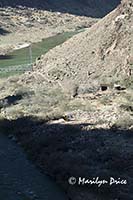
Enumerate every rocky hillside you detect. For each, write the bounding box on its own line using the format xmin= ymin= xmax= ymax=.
xmin=0 ymin=0 xmax=132 ymax=126
xmin=0 ymin=2 xmax=132 ymax=199
xmin=31 ymin=0 xmax=132 ymax=90
xmin=0 ymin=0 xmax=121 ymax=17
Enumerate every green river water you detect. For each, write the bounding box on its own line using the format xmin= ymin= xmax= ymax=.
xmin=0 ymin=31 xmax=81 ymax=78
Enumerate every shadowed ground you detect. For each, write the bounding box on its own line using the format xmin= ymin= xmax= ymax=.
xmin=0 ymin=0 xmax=121 ymax=18
xmin=0 ymin=116 xmax=132 ymax=200
xmin=0 ymin=131 xmax=68 ymax=200
xmin=0 ymin=28 xmax=10 ymax=35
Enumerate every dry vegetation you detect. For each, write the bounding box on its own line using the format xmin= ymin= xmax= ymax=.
xmin=0 ymin=1 xmax=133 ymax=200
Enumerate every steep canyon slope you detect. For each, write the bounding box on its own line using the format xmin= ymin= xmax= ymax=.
xmin=0 ymin=0 xmax=132 ymax=127
xmin=31 ymin=0 xmax=132 ymax=89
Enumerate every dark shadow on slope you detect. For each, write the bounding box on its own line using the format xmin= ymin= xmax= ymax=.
xmin=0 ymin=55 xmax=13 ymax=60
xmin=0 ymin=94 xmax=23 ymax=108
xmin=0 ymin=116 xmax=132 ymax=200
xmin=0 ymin=27 xmax=10 ymax=35
xmin=0 ymin=0 xmax=121 ymax=18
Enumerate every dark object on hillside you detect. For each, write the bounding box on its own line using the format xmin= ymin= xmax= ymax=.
xmin=0 ymin=27 xmax=10 ymax=35
xmin=120 ymin=104 xmax=133 ymax=112
xmin=100 ymin=85 xmax=108 ymax=91
xmin=0 ymin=55 xmax=13 ymax=60
xmin=0 ymin=94 xmax=22 ymax=108
xmin=114 ymin=84 xmax=126 ymax=91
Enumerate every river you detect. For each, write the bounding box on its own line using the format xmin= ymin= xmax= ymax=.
xmin=0 ymin=30 xmax=83 ymax=78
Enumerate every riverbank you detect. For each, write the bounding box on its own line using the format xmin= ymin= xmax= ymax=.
xmin=0 ymin=30 xmax=81 ymax=78
xmin=0 ymin=7 xmax=97 ymax=55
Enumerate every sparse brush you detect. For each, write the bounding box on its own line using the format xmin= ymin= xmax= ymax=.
xmin=112 ymin=114 xmax=133 ymax=130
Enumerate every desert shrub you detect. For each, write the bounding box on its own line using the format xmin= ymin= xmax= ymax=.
xmin=120 ymin=101 xmax=133 ymax=112
xmin=112 ymin=114 xmax=133 ymax=130
xmin=119 ymin=77 xmax=133 ymax=89
xmin=57 ymin=79 xmax=79 ymax=98
xmin=99 ymin=95 xmax=110 ymax=105
xmin=119 ymin=91 xmax=133 ymax=112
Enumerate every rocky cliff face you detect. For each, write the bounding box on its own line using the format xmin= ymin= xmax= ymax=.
xmin=0 ymin=0 xmax=121 ymax=17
